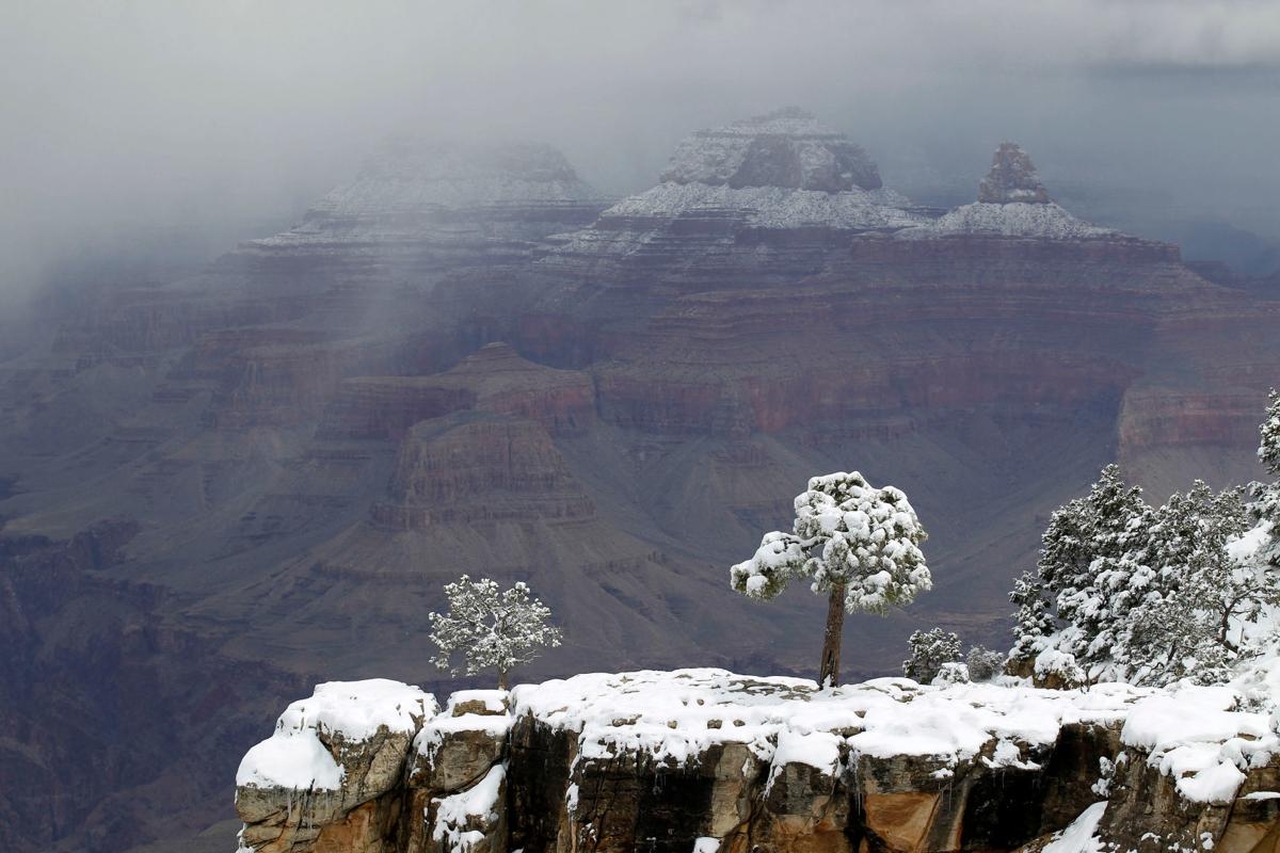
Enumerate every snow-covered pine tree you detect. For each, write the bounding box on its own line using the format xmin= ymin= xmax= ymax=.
xmin=730 ymin=471 xmax=930 ymax=687
xmin=1046 ymin=466 xmax=1149 ymax=666
xmin=429 ymin=575 xmax=563 ymax=689
xmin=1011 ymin=447 xmax=1279 ymax=688
xmin=1010 ymin=465 xmax=1150 ymax=680
xmin=1009 ymin=570 xmax=1054 ymax=663
xmin=1118 ymin=482 xmax=1252 ymax=684
xmin=1249 ymin=391 xmax=1280 ymax=563
xmin=966 ymin=645 xmax=1007 ymax=682
xmin=1250 ymin=388 xmax=1280 ymax=570
xmin=902 ymin=628 xmax=961 ymax=684
xmin=1260 ymin=388 xmax=1280 ymax=476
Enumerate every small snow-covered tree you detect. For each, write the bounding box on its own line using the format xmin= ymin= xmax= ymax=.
xmin=730 ymin=471 xmax=930 ymax=686
xmin=902 ymin=628 xmax=961 ymax=684
xmin=429 ymin=575 xmax=562 ymax=689
xmin=966 ymin=645 xmax=1007 ymax=682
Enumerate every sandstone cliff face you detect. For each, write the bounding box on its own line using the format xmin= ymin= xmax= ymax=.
xmin=235 ymin=671 xmax=1280 ymax=853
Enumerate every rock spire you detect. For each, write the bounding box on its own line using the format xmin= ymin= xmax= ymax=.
xmin=978 ymin=142 xmax=1050 ymax=204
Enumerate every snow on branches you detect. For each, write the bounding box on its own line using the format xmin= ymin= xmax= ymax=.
xmin=730 ymin=471 xmax=931 ymax=613
xmin=903 ymin=628 xmax=961 ymax=684
xmin=730 ymin=471 xmax=930 ymax=685
xmin=1010 ymin=464 xmax=1279 ymax=688
xmin=1261 ymin=388 xmax=1280 ymax=477
xmin=429 ymin=576 xmax=562 ymax=689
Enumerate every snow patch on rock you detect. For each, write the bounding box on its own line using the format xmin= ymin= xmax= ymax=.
xmin=236 ymin=679 xmax=435 ymax=790
xmin=414 ymin=712 xmax=514 ymax=761
xmin=511 ymin=668 xmax=1144 ymax=775
xmin=1121 ymin=687 xmax=1275 ymax=803
xmin=431 ymin=764 xmax=506 ymax=853
xmin=900 ymin=202 xmax=1118 ymax=240
xmin=597 ymin=182 xmax=927 ymax=232
xmin=446 ymin=690 xmax=510 ymax=717
xmin=1043 ymin=801 xmax=1108 ymax=853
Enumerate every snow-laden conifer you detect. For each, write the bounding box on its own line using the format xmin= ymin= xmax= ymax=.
xmin=429 ymin=576 xmax=562 ymax=689
xmin=902 ymin=628 xmax=961 ymax=684
xmin=1011 ymin=459 xmax=1279 ymax=687
xmin=1260 ymin=388 xmax=1280 ymax=476
xmin=966 ymin=645 xmax=1007 ymax=682
xmin=730 ymin=471 xmax=930 ymax=686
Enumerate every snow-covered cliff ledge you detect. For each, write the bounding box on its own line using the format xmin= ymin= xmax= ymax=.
xmin=234 ymin=668 xmax=1280 ymax=853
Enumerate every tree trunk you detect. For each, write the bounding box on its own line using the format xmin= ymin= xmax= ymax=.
xmin=819 ymin=584 xmax=847 ymax=688
xmin=498 ymin=669 xmax=509 ymax=690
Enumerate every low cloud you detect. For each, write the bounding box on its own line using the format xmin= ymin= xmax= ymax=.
xmin=1 ymin=0 xmax=1277 ymax=300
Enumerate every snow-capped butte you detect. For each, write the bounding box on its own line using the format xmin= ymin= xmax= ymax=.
xmin=899 ymin=143 xmax=1122 ymax=240
xmin=246 ymin=138 xmax=607 ymax=250
xmin=311 ymin=138 xmax=606 ymax=215
xmin=599 ymin=181 xmax=926 ymax=231
xmin=546 ymin=108 xmax=933 ymax=247
xmin=552 ymin=117 xmax=1130 ymax=248
xmin=979 ymin=142 xmax=1050 ymax=205
xmin=660 ymin=106 xmax=883 ymax=192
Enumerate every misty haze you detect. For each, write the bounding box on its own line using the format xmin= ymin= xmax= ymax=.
xmin=2 ymin=3 xmax=1280 ymax=853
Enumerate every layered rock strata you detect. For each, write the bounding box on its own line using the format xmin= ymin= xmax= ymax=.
xmin=234 ymin=669 xmax=1280 ymax=853
xmin=534 ymin=109 xmax=934 ymax=296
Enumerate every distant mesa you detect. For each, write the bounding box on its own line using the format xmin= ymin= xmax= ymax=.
xmin=562 ymin=107 xmax=927 ymax=237
xmin=896 ymin=142 xmax=1122 ymax=240
xmin=978 ymin=142 xmax=1051 ymax=205
xmin=317 ymin=137 xmax=606 ymax=213
xmin=244 ymin=137 xmax=608 ymax=256
xmin=659 ymin=106 xmax=883 ymax=193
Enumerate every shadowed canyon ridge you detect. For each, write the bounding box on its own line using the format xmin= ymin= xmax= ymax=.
xmin=2 ymin=109 xmax=1280 ymax=851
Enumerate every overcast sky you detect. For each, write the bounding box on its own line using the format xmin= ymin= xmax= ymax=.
xmin=2 ymin=0 xmax=1279 ymax=300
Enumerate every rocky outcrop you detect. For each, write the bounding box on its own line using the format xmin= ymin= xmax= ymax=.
xmin=235 ymin=680 xmax=437 ymax=853
xmin=978 ymin=143 xmax=1049 ymax=205
xmin=403 ymin=692 xmax=513 ymax=853
xmin=234 ymin=670 xmax=1280 ymax=853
